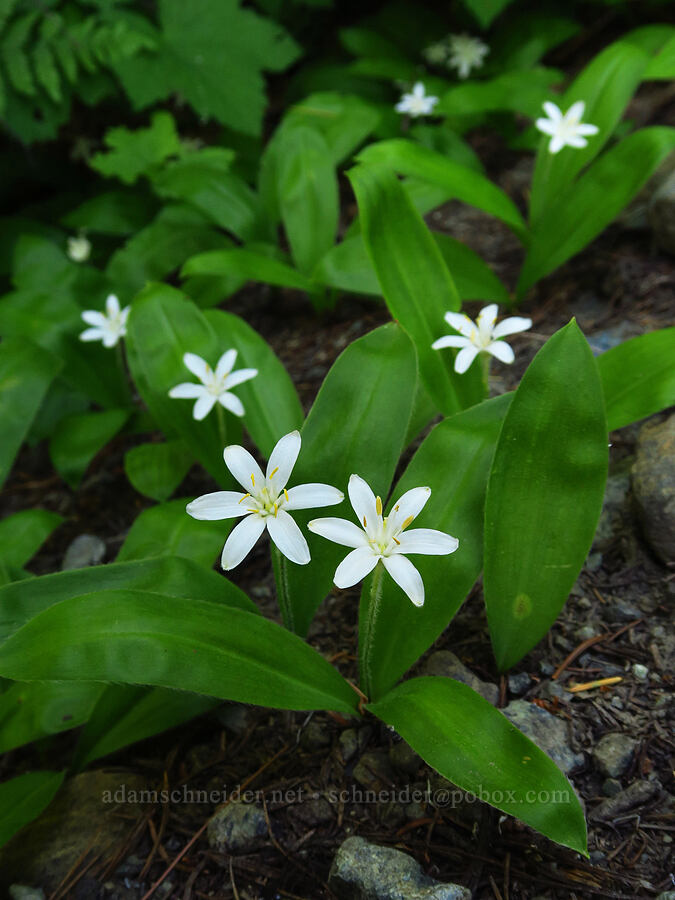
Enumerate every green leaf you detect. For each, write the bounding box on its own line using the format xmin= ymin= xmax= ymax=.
xmin=33 ymin=40 xmax=62 ymax=102
xmin=89 ymin=111 xmax=182 ymax=185
xmin=489 ymin=13 xmax=579 ymax=71
xmin=0 ymin=771 xmax=65 ymax=849
xmin=0 ymin=682 xmax=102 ymax=754
xmin=356 ymin=140 xmax=527 ymax=239
xmin=183 ymin=247 xmax=315 ymax=293
xmin=116 ymin=499 xmax=229 ymax=568
xmin=0 ymin=337 xmax=61 ymax=488
xmin=434 ymin=233 xmax=510 ymax=304
xmin=361 ymin=394 xmax=512 ymax=701
xmin=0 ymin=510 xmax=62 ymax=585
xmin=50 ymin=409 xmax=130 ymax=488
xmin=0 ymin=591 xmax=358 ymax=715
xmin=519 ymin=127 xmax=675 ymax=296
xmin=124 ymin=440 xmax=194 ymax=501
xmin=62 ymin=191 xmax=158 ymax=236
xmin=348 ymin=164 xmax=483 ymax=416
xmin=438 ymin=68 xmax=563 ymax=119
xmin=484 ymin=321 xmax=608 ymax=671
xmin=72 ymin=684 xmax=218 ymax=770
xmin=461 ymin=0 xmax=515 ymax=27
xmin=113 ymin=0 xmax=301 ymax=136
xmin=598 ymin=328 xmax=675 ymax=431
xmin=0 ymin=556 xmax=255 ymax=646
xmin=644 ymin=33 xmax=675 ymax=79
xmin=369 ymin=677 xmax=587 ymax=854
xmin=284 ymin=324 xmax=417 ymax=636
xmin=283 ymin=92 xmax=381 ymax=165
xmin=2 ymin=12 xmax=39 ymax=95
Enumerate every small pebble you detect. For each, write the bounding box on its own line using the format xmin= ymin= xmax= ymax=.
xmin=602 ymin=778 xmax=623 ymax=797
xmin=611 ymin=697 xmax=624 ymax=710
xmin=577 ymin=596 xmax=592 ymax=610
xmin=632 ymin=663 xmax=649 ymax=680
xmin=61 ymin=534 xmax=106 ymax=570
xmin=508 ymin=672 xmax=531 ymax=696
xmin=539 ymin=661 xmax=555 ymax=676
xmin=574 ymin=625 xmax=596 ymax=642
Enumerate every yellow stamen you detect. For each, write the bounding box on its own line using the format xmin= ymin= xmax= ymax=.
xmin=394 ymin=504 xmax=400 ymax=511
xmin=375 ymin=496 xmax=382 ymax=516
xmin=273 ymin=503 xmax=278 ymax=517
xmin=238 ymin=493 xmax=251 ymax=504
xmin=393 ymin=536 xmax=400 ymax=545
xmin=284 ymin=488 xmax=289 ymax=503
xmin=250 ymin=473 xmax=255 ymax=487
xmin=363 ymin=515 xmax=367 ymax=528
xmin=246 ymin=507 xmax=258 ymax=514
xmin=401 ymin=515 xmax=414 ymax=530
xmin=270 ymin=466 xmax=279 ymax=477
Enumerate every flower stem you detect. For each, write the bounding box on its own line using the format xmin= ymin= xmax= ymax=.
xmin=215 ymin=403 xmax=227 ymax=449
xmin=358 ymin=560 xmax=384 ymax=701
xmin=480 ymin=351 xmax=491 ymax=397
xmin=271 ymin=543 xmax=295 ymax=633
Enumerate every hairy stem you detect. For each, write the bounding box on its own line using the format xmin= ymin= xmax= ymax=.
xmin=359 ymin=561 xmax=384 ymax=700
xmin=271 ymin=543 xmax=295 ymax=633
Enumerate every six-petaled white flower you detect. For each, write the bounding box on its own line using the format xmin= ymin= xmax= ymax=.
xmin=308 ymin=474 xmax=458 ymax=607
xmin=67 ymin=234 xmax=91 ymax=263
xmin=169 ymin=351 xmax=258 ymax=421
xmin=448 ymin=34 xmax=489 ymax=79
xmin=432 ymin=303 xmax=532 ymax=374
xmin=79 ymin=294 xmax=130 ymax=348
xmin=187 ymin=431 xmax=344 ymax=570
xmin=395 ymin=82 xmax=439 ymax=118
xmin=535 ymin=100 xmax=599 ymax=154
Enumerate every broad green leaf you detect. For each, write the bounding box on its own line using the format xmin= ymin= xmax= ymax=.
xmin=205 ymin=309 xmax=303 ymax=457
xmin=348 ymin=164 xmax=483 ymax=416
xmin=438 ymin=68 xmax=563 ymax=119
xmin=409 ymin=123 xmax=484 ymax=174
xmin=278 ymin=126 xmax=339 ymax=275
xmin=72 ymin=685 xmax=218 ymax=770
xmin=183 ymin=248 xmax=315 ymax=292
xmin=0 ymin=337 xmax=61 ymax=488
xmin=369 ymin=677 xmax=587 ymax=854
xmin=62 ymin=190 xmax=158 ymax=236
xmin=0 ymin=556 xmax=256 ymax=645
xmin=49 ymin=409 xmax=130 ymax=488
xmin=644 ymin=33 xmax=675 ymax=79
xmin=519 ymin=127 xmax=675 ymax=297
xmin=113 ymin=0 xmax=301 ymax=136
xmin=89 ymin=112 xmax=182 ymax=184
xmin=434 ymin=233 xmax=510 ymax=304
xmin=461 ymin=0 xmax=515 ymax=27
xmin=283 ymin=92 xmax=381 ymax=164
xmin=0 ymin=510 xmax=62 ymax=585
xmin=0 ymin=591 xmax=358 ymax=715
xmin=489 ymin=13 xmax=579 ymax=71
xmin=0 ymin=682 xmax=102 ymax=753
xmin=284 ymin=324 xmax=417 ymax=636
xmin=0 ymin=771 xmax=65 ymax=849
xmin=484 ymin=322 xmax=608 ymax=671
xmin=360 ymin=394 xmax=512 ymax=701
xmin=124 ymin=440 xmax=194 ymax=501
xmin=356 ymin=140 xmax=527 ymax=239
xmin=117 ymin=499 xmax=228 ymax=568
xmin=598 ymin=328 xmax=675 ymax=431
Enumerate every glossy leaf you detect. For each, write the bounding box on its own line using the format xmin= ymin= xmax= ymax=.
xmin=519 ymin=127 xmax=675 ymax=296
xmin=644 ymin=33 xmax=675 ymax=79
xmin=89 ymin=111 xmax=182 ymax=184
xmin=462 ymin=0 xmax=514 ymax=27
xmin=124 ymin=440 xmax=194 ymax=501
xmin=183 ymin=247 xmax=315 ymax=292
xmin=0 ymin=556 xmax=256 ymax=645
xmin=285 ymin=324 xmax=417 ymax=636
xmin=357 ymin=140 xmax=527 ymax=239
xmin=0 ymin=591 xmax=358 ymax=715
xmin=0 ymin=337 xmax=61 ymax=488
xmin=283 ymin=92 xmax=381 ymax=165
xmin=50 ymin=409 xmax=130 ymax=488
xmin=598 ymin=328 xmax=675 ymax=431
xmin=348 ymin=164 xmax=484 ymax=416
xmin=369 ymin=677 xmax=587 ymax=854
xmin=61 ymin=190 xmax=158 ymax=236
xmin=438 ymin=68 xmax=563 ymax=118
xmin=0 ymin=771 xmax=65 ymax=849
xmin=484 ymin=321 xmax=608 ymax=671
xmin=360 ymin=395 xmax=512 ymax=700
xmin=0 ymin=682 xmax=102 ymax=753
xmin=0 ymin=509 xmax=62 ymax=585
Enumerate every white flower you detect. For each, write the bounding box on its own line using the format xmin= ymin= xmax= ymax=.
xmin=448 ymin=34 xmax=489 ymax=79
xmin=168 ymin=351 xmax=258 ymax=421
xmin=395 ymin=82 xmax=439 ymax=118
xmin=423 ymin=41 xmax=449 ymax=66
xmin=67 ymin=234 xmax=91 ymax=262
xmin=432 ymin=303 xmax=532 ymax=374
xmin=308 ymin=475 xmax=458 ymax=607
xmin=535 ymin=101 xmax=599 ymax=154
xmin=79 ymin=294 xmax=130 ymax=348
xmin=187 ymin=431 xmax=343 ymax=570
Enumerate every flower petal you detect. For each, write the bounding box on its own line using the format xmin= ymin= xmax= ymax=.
xmin=454 ymin=344 xmax=479 ymax=374
xmin=168 ymin=382 xmax=207 ymax=399
xmin=388 ymin=486 xmax=431 ymax=530
xmin=81 ymin=310 xmax=107 ymax=327
xmin=183 ymin=352 xmax=210 ymax=383
xmin=431 ymin=335 xmax=471 ymax=350
xmin=186 ymin=491 xmax=250 ymax=520
xmin=284 ymin=483 xmax=344 ymax=511
xmin=382 ymin=554 xmax=425 ymax=607
xmin=105 ymin=294 xmax=120 ymax=317
xmin=566 ymin=100 xmax=585 ymax=121
xmin=224 ymin=368 xmax=258 ymax=389
xmin=548 ymin=134 xmax=565 ymax=154
xmin=102 ymin=329 xmax=120 ymax=348
xmin=396 ymin=528 xmax=459 ymax=555
xmin=218 ymin=392 xmax=245 ymax=417
xmin=492 ymin=316 xmax=532 ymax=339
xmin=535 ymin=118 xmax=556 ymax=136
xmin=477 ymin=303 xmax=498 ymax=332
xmin=577 ymin=123 xmax=599 ymax=136
xmin=307 ymin=517 xmax=368 ymax=548
xmin=566 ymin=135 xmax=588 ymax=149
xmin=443 ymin=311 xmax=475 ymax=338
xmin=348 ymin=474 xmax=379 ymax=535
xmin=542 ymin=101 xmax=562 ymax=121
xmin=221 ymin=514 xmax=266 ymax=570
xmin=412 ymin=82 xmax=425 ymax=97
xmin=215 ymin=348 xmax=237 ymax=380
xmin=267 ymin=510 xmax=310 ymax=565
xmin=487 ymin=340 xmax=515 ymax=364
xmin=193 ymin=393 xmax=217 ymax=421
xmin=79 ymin=327 xmax=105 ymax=343
xmin=266 ymin=430 xmax=301 ymax=490
xmin=334 ymin=546 xmax=378 ymax=588
xmin=224 ymin=444 xmax=265 ymax=492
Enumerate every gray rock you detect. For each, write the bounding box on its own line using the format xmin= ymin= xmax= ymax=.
xmin=502 ymin=700 xmax=584 ymax=774
xmin=9 ymin=888 xmax=46 ymax=900
xmin=649 ymin=168 xmax=675 ymax=254
xmin=656 ymin=893 xmax=675 ymax=900
xmin=632 ymin=415 xmax=675 ymax=564
xmin=592 ymin=733 xmax=638 ymax=778
xmin=574 ymin=625 xmax=597 ymax=642
xmin=300 ymin=719 xmax=332 ymax=751
xmin=61 ymin=534 xmax=106 ymax=570
xmin=329 ymin=836 xmax=472 ymax=900
xmin=353 ymin=751 xmax=395 ymax=793
xmin=588 ymin=322 xmax=634 ymax=356
xmin=589 ymin=778 xmax=661 ymax=822
xmin=339 ymin=726 xmax=372 ymax=764
xmin=592 ymin=469 xmax=634 ymax=551
xmin=602 ymin=778 xmax=623 ymax=797
xmin=389 ymin=740 xmax=421 ymax=776
xmin=207 ymin=801 xmax=267 ymax=853
xmin=508 ymin=672 xmax=531 ymax=696
xmin=608 ymin=597 xmax=642 ymax=623
xmin=420 ymin=651 xmax=498 ymax=705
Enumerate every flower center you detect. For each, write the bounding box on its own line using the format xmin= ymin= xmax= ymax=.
xmin=242 ymin=473 xmax=289 ymax=519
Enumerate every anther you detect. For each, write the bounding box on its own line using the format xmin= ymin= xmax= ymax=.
xmin=375 ymin=496 xmax=382 ymax=516
xmin=393 ymin=536 xmax=400 ymax=545
xmin=284 ymin=488 xmax=289 ymax=503
xmin=270 ymin=466 xmax=279 ymax=477
xmin=250 ymin=473 xmax=255 ymax=487
xmin=238 ymin=493 xmax=251 ymax=504
xmin=363 ymin=515 xmax=367 ymax=528
xmin=401 ymin=515 xmax=414 ymax=530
